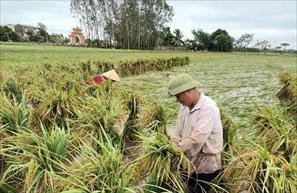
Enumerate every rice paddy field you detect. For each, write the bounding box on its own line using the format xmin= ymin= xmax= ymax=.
xmin=0 ymin=42 xmax=297 ymax=193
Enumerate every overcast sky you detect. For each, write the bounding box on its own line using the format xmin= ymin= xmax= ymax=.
xmin=1 ymin=0 xmax=296 ymax=49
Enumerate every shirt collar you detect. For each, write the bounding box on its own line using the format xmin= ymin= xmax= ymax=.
xmin=189 ymin=92 xmax=206 ymax=113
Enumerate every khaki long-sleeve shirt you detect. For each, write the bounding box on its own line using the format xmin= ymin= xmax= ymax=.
xmin=172 ymin=92 xmax=223 ymax=174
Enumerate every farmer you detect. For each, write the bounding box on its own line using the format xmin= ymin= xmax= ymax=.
xmin=86 ymin=69 xmax=120 ymax=85
xmin=167 ymin=74 xmax=223 ymax=193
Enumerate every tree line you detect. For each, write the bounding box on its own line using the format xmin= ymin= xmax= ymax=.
xmin=153 ymin=27 xmax=292 ymax=53
xmin=0 ymin=23 xmax=69 ymax=44
xmin=70 ymin=0 xmax=293 ymax=52
xmin=0 ymin=23 xmax=292 ymax=53
xmin=0 ymin=0 xmax=293 ymax=52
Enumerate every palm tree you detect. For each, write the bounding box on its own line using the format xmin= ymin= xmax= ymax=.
xmin=159 ymin=27 xmax=174 ymax=46
xmin=280 ymin=42 xmax=290 ymax=52
xmin=172 ymin=29 xmax=184 ymax=47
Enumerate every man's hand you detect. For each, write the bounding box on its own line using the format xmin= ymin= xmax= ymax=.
xmin=176 ymin=141 xmax=193 ymax=161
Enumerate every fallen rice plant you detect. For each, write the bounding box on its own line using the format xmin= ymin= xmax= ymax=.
xmin=223 ymin=142 xmax=297 ymax=193
xmin=223 ymin=72 xmax=297 ymax=193
xmin=34 ymin=86 xmax=78 ymax=128
xmin=276 ymin=72 xmax=297 ymax=116
xmin=1 ymin=50 xmax=296 ymax=193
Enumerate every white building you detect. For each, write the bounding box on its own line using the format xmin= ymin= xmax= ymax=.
xmin=7 ymin=24 xmax=39 ymax=40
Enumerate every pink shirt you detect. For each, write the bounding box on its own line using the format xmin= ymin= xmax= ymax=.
xmin=86 ymin=75 xmax=105 ymax=85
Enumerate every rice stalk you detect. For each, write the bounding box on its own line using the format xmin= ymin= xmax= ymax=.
xmin=223 ymin=140 xmax=297 ymax=193
xmin=1 ymin=123 xmax=71 ymax=193
xmin=253 ymin=105 xmax=296 ymax=157
xmin=136 ymin=132 xmax=191 ymax=193
xmin=71 ymin=91 xmax=128 ymax=146
xmin=60 ymin=131 xmax=134 ymax=192
xmin=2 ymin=79 xmax=24 ymax=104
xmin=139 ymin=102 xmax=167 ymax=134
xmin=34 ymin=86 xmax=78 ymax=128
xmin=122 ymin=92 xmax=144 ymax=141
xmin=0 ymin=93 xmax=31 ymax=134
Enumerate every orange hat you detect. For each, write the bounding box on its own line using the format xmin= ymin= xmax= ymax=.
xmin=101 ymin=69 xmax=120 ymax=82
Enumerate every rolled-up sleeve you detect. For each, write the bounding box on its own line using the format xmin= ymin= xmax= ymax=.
xmin=178 ymin=107 xmax=214 ymax=157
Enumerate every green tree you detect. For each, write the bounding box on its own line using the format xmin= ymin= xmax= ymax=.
xmin=275 ymin=46 xmax=282 ymax=52
xmin=26 ymin=31 xmax=40 ymax=42
xmin=113 ymin=0 xmax=173 ymax=49
xmin=191 ymin=29 xmax=210 ymax=50
xmin=38 ymin=22 xmax=49 ymax=43
xmin=158 ymin=26 xmax=174 ymax=46
xmin=171 ymin=28 xmax=184 ymax=46
xmin=0 ymin=26 xmax=20 ymax=42
xmin=49 ymin=33 xmax=64 ymax=43
xmin=209 ymin=29 xmax=233 ymax=52
xmin=71 ymin=0 xmax=173 ymax=49
xmin=92 ymin=39 xmax=100 ymax=47
xmin=280 ymin=42 xmax=290 ymax=52
xmin=63 ymin=37 xmax=70 ymax=43
xmin=184 ymin=39 xmax=196 ymax=50
xmin=254 ymin=39 xmax=270 ymax=53
xmin=235 ymin=33 xmax=254 ymax=52
xmin=85 ymin=38 xmax=93 ymax=47
xmin=215 ymin=34 xmax=232 ymax=51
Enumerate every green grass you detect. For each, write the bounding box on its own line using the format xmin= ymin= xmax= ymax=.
xmin=1 ymin=42 xmax=296 ymax=129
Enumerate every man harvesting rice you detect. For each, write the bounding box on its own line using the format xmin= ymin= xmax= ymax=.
xmin=167 ymin=74 xmax=223 ymax=193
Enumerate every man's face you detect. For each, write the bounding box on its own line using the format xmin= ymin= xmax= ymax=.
xmin=175 ymin=90 xmax=192 ymax=107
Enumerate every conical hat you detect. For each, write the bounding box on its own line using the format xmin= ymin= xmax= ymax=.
xmin=101 ymin=69 xmax=120 ymax=82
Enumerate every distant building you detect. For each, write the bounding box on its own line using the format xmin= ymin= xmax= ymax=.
xmin=69 ymin=27 xmax=85 ymax=45
xmin=7 ymin=24 xmax=39 ymax=40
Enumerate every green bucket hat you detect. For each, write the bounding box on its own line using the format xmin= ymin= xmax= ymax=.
xmin=168 ymin=74 xmax=200 ymax=96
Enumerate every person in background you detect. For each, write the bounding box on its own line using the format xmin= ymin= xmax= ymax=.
xmin=86 ymin=69 xmax=120 ymax=85
xmin=167 ymin=74 xmax=223 ymax=193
